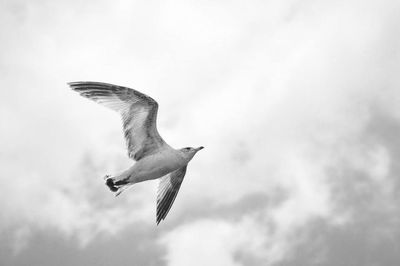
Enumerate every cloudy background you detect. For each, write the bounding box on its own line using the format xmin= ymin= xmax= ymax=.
xmin=1 ymin=0 xmax=400 ymax=265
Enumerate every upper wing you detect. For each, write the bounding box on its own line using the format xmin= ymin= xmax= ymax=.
xmin=69 ymin=81 xmax=169 ymax=161
xmin=156 ymin=166 xmax=187 ymax=225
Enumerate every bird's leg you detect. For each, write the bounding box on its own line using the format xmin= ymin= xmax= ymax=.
xmin=114 ymin=178 xmax=129 ymax=186
xmin=113 ymin=177 xmax=133 ymax=196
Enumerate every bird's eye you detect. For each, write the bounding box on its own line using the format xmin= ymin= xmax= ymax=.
xmin=184 ymin=147 xmax=190 ymax=151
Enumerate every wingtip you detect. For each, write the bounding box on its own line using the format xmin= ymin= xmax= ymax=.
xmin=67 ymin=81 xmax=98 ymax=92
xmin=156 ymin=215 xmax=165 ymax=225
xmin=67 ymin=81 xmax=80 ymax=86
xmin=67 ymin=81 xmax=91 ymax=87
xmin=67 ymin=81 xmax=81 ymax=90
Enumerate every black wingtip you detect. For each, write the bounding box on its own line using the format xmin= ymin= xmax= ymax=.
xmin=156 ymin=213 xmax=162 ymax=225
xmin=67 ymin=81 xmax=81 ymax=86
xmin=68 ymin=81 xmax=116 ymax=87
xmin=67 ymin=81 xmax=82 ymax=90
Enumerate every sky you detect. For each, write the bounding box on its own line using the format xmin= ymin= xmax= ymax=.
xmin=1 ymin=0 xmax=400 ymax=265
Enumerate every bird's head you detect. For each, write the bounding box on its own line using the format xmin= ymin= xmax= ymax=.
xmin=179 ymin=146 xmax=204 ymax=161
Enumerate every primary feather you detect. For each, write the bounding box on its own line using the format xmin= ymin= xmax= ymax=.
xmin=69 ymin=81 xmax=169 ymax=161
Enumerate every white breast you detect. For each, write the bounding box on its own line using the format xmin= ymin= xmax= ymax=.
xmin=130 ymin=150 xmax=186 ymax=183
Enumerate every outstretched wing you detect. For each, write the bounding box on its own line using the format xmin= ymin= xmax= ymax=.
xmin=69 ymin=81 xmax=170 ymax=161
xmin=156 ymin=166 xmax=187 ymax=225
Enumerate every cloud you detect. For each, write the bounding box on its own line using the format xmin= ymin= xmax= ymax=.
xmin=1 ymin=0 xmax=400 ymax=265
xmin=160 ymin=218 xmax=267 ymax=266
xmin=157 ymin=0 xmax=400 ymax=265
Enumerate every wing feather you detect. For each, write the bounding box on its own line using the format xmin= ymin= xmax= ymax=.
xmin=69 ymin=81 xmax=170 ymax=160
xmin=156 ymin=166 xmax=187 ymax=225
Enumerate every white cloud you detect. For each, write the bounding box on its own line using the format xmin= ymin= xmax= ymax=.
xmin=157 ymin=0 xmax=400 ymax=265
xmin=0 ymin=0 xmax=400 ymax=265
xmin=160 ymin=218 xmax=267 ymax=266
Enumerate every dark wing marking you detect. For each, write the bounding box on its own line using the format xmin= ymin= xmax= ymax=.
xmin=156 ymin=166 xmax=187 ymax=225
xmin=69 ymin=81 xmax=170 ymax=160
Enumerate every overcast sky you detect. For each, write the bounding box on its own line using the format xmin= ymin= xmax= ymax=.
xmin=1 ymin=0 xmax=400 ymax=265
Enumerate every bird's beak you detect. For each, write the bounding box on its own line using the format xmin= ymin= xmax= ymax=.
xmin=196 ymin=146 xmax=204 ymax=151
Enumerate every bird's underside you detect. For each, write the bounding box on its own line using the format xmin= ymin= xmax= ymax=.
xmin=69 ymin=81 xmax=190 ymax=224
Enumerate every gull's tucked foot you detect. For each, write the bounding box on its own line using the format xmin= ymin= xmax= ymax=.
xmin=105 ymin=176 xmax=118 ymax=192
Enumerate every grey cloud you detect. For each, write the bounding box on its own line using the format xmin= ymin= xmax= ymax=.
xmin=267 ymin=108 xmax=400 ymax=266
xmin=1 ymin=0 xmax=400 ymax=265
xmin=276 ymin=216 xmax=400 ymax=266
xmin=0 ymin=225 xmax=165 ymax=266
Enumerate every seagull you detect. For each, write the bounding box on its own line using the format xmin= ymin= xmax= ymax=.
xmin=68 ymin=81 xmax=204 ymax=224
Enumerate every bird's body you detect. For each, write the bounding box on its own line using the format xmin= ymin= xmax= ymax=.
xmin=113 ymin=147 xmax=190 ymax=184
xmin=69 ymin=81 xmax=203 ymax=224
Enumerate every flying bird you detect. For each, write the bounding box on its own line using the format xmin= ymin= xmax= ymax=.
xmin=68 ymin=81 xmax=204 ymax=224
